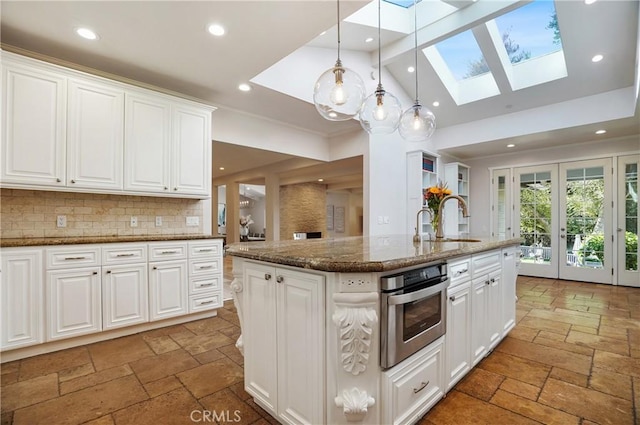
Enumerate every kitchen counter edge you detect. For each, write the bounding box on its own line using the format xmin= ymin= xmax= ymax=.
xmin=1 ymin=234 xmax=223 ymax=248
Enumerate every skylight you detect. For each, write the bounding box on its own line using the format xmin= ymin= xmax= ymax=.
xmin=383 ymin=0 xmax=416 ymax=9
xmin=494 ymin=0 xmax=562 ymax=63
xmin=433 ymin=30 xmax=488 ymax=81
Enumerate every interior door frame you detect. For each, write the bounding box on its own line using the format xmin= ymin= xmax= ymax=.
xmin=558 ymin=158 xmax=613 ymax=284
xmin=491 ymin=168 xmax=513 ymax=239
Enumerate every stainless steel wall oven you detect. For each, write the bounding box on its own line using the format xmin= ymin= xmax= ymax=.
xmin=380 ymin=262 xmax=449 ymax=369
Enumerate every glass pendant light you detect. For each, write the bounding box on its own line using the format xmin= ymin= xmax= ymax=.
xmin=359 ymin=0 xmax=402 ymax=134
xmin=313 ymin=0 xmax=366 ymax=121
xmin=399 ymin=0 xmax=436 ymax=142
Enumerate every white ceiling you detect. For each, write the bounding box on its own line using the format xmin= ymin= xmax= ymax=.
xmin=1 ymin=0 xmax=638 ymax=191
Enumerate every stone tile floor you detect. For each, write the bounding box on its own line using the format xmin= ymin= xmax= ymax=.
xmin=1 ymin=275 xmax=639 ymax=425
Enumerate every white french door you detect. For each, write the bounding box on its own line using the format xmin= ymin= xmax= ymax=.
xmin=558 ymin=159 xmax=613 ymax=284
xmin=512 ymin=159 xmax=614 ymax=284
xmin=618 ymin=155 xmax=639 ymax=287
xmin=491 ymin=169 xmax=514 ymax=239
xmin=514 ymin=165 xmax=559 ymax=278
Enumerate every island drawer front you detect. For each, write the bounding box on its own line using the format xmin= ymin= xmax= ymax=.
xmin=189 ymin=292 xmax=222 ymax=313
xmin=448 ymin=257 xmax=471 ymax=287
xmin=190 ymin=259 xmax=221 ymax=276
xmin=189 ymin=240 xmax=223 ymax=258
xmin=46 ymin=246 xmax=101 ymax=269
xmin=189 ymin=275 xmax=222 ymax=295
xmin=148 ymin=242 xmax=188 ymax=261
xmin=472 ymin=250 xmax=501 ymax=276
xmin=102 ymin=244 xmax=147 ymax=265
xmin=383 ymin=339 xmax=444 ymax=425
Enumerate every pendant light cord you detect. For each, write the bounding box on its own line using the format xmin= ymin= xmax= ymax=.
xmin=336 ymin=0 xmax=341 ymax=63
xmin=413 ymin=0 xmax=419 ymax=104
xmin=377 ymin=0 xmax=382 ymax=85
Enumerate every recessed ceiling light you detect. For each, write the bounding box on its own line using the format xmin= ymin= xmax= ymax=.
xmin=76 ymin=27 xmax=98 ymax=40
xmin=407 ymin=66 xmax=415 ymax=73
xmin=365 ymin=37 xmax=374 ymax=43
xmin=595 ymin=129 xmax=607 ymax=134
xmin=219 ymin=167 xmax=225 ymax=170
xmin=584 ymin=0 xmax=597 ymax=4
xmin=238 ymin=83 xmax=251 ymax=92
xmin=318 ymin=178 xmax=324 ymax=182
xmin=207 ymin=24 xmax=225 ymax=36
xmin=320 ymin=31 xmax=327 ymax=36
xmin=591 ymin=54 xmax=603 ymax=63
xmin=507 ymin=144 xmax=515 ymax=148
xmin=432 ymin=101 xmax=440 ymax=107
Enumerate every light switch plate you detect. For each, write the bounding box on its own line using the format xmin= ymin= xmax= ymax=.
xmin=130 ymin=216 xmax=138 ymax=227
xmin=155 ymin=216 xmax=162 ymax=227
xmin=186 ymin=216 xmax=199 ymax=226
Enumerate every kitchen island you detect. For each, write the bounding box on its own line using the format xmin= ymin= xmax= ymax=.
xmin=225 ymin=235 xmax=521 ymax=425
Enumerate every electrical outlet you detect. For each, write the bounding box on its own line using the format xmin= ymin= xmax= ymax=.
xmin=56 ymin=215 xmax=67 ymax=228
xmin=155 ymin=216 xmax=162 ymax=227
xmin=186 ymin=216 xmax=199 ymax=227
xmin=130 ymin=216 xmax=138 ymax=227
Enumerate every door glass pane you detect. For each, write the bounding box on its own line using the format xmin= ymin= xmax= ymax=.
xmin=565 ymin=166 xmax=605 ymax=269
xmin=624 ymin=163 xmax=638 ymax=271
xmin=520 ymin=172 xmax=551 ymax=265
xmin=497 ymin=176 xmax=506 ymax=238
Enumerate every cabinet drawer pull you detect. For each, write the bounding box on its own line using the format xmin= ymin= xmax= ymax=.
xmin=196 ymin=248 xmax=213 ymax=252
xmin=265 ymin=273 xmax=272 ymax=280
xmin=276 ymin=276 xmax=284 ymax=283
xmin=449 ymin=295 xmax=456 ymax=302
xmin=454 ymin=268 xmax=468 ymax=276
xmin=92 ymin=271 xmax=98 ymax=275
xmin=160 ymin=250 xmax=179 ymax=254
xmin=490 ymin=278 xmax=495 ymax=283
xmin=198 ymin=265 xmax=213 ymax=270
xmin=485 ymin=280 xmax=491 ymax=285
xmin=106 ymin=270 xmax=111 ymax=274
xmin=197 ymin=283 xmax=213 ymax=287
xmin=70 ymin=179 xmax=76 ymax=184
xmin=64 ymin=256 xmax=87 ymax=260
xmin=56 ymin=178 xmax=61 ymax=182
xmin=153 ymin=266 xmax=158 ymax=270
xmin=164 ymin=186 xmax=168 ymax=190
xmin=116 ymin=253 xmax=135 ymax=257
xmin=413 ymin=381 xmax=429 ymax=394
xmin=198 ymin=300 xmax=214 ymax=305
xmin=173 ymin=187 xmax=178 ymax=191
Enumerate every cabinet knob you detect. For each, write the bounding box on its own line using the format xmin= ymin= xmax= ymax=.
xmin=449 ymin=295 xmax=456 ymax=302
xmin=264 ymin=273 xmax=272 ymax=280
xmin=92 ymin=271 xmax=98 ymax=275
xmin=490 ymin=278 xmax=495 ymax=283
xmin=153 ymin=266 xmax=158 ymax=270
xmin=71 ymin=179 xmax=76 ymax=184
xmin=106 ymin=270 xmax=111 ymax=274
xmin=173 ymin=187 xmax=178 ymax=191
xmin=56 ymin=178 xmax=61 ymax=183
xmin=164 ymin=187 xmax=168 ymax=190
xmin=485 ymin=280 xmax=490 ymax=285
xmin=276 ymin=276 xmax=284 ymax=283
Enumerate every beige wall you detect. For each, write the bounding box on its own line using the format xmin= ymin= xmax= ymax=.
xmin=0 ymin=189 xmax=204 ymax=239
xmin=279 ymin=183 xmax=326 ymax=240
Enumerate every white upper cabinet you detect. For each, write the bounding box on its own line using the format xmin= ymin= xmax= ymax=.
xmin=67 ymin=78 xmax=124 ymax=190
xmin=124 ymin=92 xmax=172 ymax=193
xmin=1 ymin=51 xmax=214 ymax=198
xmin=171 ymin=102 xmax=211 ymax=196
xmin=1 ymin=61 xmax=66 ymax=186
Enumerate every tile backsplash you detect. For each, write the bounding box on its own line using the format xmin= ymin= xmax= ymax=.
xmin=0 ymin=189 xmax=204 ymax=239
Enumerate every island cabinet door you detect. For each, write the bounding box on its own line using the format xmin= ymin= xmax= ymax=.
xmin=243 ymin=263 xmax=278 ymax=415
xmin=445 ymin=281 xmax=471 ymax=390
xmin=275 ymin=268 xmax=324 ymax=425
xmin=470 ymin=275 xmax=488 ymax=366
xmin=501 ymin=247 xmax=518 ymax=335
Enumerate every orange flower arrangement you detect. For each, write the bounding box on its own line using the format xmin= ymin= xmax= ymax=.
xmin=423 ymin=181 xmax=452 ymax=229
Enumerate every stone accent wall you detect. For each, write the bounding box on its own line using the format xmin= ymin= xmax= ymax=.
xmin=279 ymin=183 xmax=326 ymax=240
xmin=0 ymin=189 xmax=204 ymax=239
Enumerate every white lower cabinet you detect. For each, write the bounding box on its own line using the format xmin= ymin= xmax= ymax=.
xmin=0 ymin=248 xmax=44 ymax=350
xmin=243 ymin=262 xmax=325 ymax=425
xmin=102 ymin=263 xmax=148 ymax=329
xmin=501 ymin=246 xmax=518 ymax=334
xmin=382 ymin=338 xmax=445 ymax=425
xmin=47 ymin=266 xmax=102 ymax=340
xmin=149 ymin=260 xmax=188 ymax=321
xmin=445 ymin=280 xmax=471 ymax=390
xmin=188 ymin=240 xmax=223 ymax=313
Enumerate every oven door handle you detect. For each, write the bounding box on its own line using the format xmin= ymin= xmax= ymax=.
xmin=387 ymin=279 xmax=448 ymax=306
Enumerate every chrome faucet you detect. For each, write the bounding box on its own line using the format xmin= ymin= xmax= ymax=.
xmin=436 ymin=195 xmax=470 ymax=239
xmin=413 ymin=207 xmax=433 ymax=243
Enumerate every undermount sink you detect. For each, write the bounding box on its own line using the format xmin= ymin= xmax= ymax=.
xmin=436 ymin=238 xmax=482 ymax=243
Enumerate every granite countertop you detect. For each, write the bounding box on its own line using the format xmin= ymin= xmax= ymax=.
xmin=1 ymin=234 xmax=223 ymax=248
xmin=225 ymin=235 xmax=522 ymax=273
